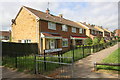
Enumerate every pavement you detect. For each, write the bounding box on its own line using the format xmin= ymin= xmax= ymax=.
xmin=57 ymin=42 xmax=120 ymax=78
xmin=1 ymin=66 xmax=46 ymax=79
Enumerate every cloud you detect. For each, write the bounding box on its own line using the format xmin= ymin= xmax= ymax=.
xmin=60 ymin=2 xmax=118 ymax=31
xmin=0 ymin=1 xmax=118 ymax=31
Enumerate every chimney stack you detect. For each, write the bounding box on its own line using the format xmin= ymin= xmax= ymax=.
xmin=106 ymin=28 xmax=108 ymax=30
xmin=58 ymin=14 xmax=63 ymax=18
xmin=83 ymin=22 xmax=86 ymax=24
xmin=46 ymin=8 xmax=50 ymax=14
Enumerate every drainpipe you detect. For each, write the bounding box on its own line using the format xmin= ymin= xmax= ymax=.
xmin=39 ymin=20 xmax=42 ymax=54
xmin=36 ymin=18 xmax=41 ymax=54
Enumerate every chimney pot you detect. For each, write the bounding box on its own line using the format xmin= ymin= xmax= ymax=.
xmin=46 ymin=8 xmax=50 ymax=14
xmin=59 ymin=14 xmax=63 ymax=18
xmin=83 ymin=22 xmax=86 ymax=24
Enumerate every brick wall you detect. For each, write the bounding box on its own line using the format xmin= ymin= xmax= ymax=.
xmin=12 ymin=7 xmax=39 ymax=43
xmin=40 ymin=20 xmax=87 ymax=50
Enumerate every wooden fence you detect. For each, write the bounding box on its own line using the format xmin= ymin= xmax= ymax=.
xmin=2 ymin=42 xmax=38 ymax=73
xmin=94 ymin=62 xmax=120 ymax=71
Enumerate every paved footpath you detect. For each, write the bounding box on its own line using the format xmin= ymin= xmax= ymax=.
xmin=1 ymin=66 xmax=45 ymax=79
xmin=61 ymin=42 xmax=120 ymax=78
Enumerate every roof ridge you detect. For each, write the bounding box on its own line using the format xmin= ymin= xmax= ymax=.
xmin=22 ymin=6 xmax=84 ymax=29
xmin=23 ymin=6 xmax=47 ymax=14
xmin=24 ymin=6 xmax=78 ymax=23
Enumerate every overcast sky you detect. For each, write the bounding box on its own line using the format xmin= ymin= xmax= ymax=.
xmin=0 ymin=0 xmax=119 ymax=31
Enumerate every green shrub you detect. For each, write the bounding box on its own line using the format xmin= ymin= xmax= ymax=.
xmin=100 ymin=37 xmax=105 ymax=44
xmin=93 ymin=37 xmax=100 ymax=45
xmin=84 ymin=38 xmax=92 ymax=45
xmin=118 ymin=37 xmax=120 ymax=42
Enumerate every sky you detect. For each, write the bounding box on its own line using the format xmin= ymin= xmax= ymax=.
xmin=0 ymin=0 xmax=119 ymax=31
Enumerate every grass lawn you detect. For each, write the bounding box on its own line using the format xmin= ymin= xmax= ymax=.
xmin=97 ymin=48 xmax=120 ymax=71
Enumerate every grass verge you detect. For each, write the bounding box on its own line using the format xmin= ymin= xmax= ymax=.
xmin=97 ymin=48 xmax=120 ymax=71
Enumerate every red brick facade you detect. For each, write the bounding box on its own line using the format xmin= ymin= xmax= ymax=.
xmin=40 ymin=20 xmax=87 ymax=51
xmin=115 ymin=29 xmax=120 ymax=37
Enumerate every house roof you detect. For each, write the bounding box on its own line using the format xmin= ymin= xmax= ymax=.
xmin=42 ymin=32 xmax=62 ymax=37
xmin=94 ymin=26 xmax=104 ymax=32
xmin=0 ymin=31 xmax=10 ymax=36
xmin=23 ymin=6 xmax=84 ymax=29
xmin=104 ymin=29 xmax=111 ymax=33
xmin=79 ymin=22 xmax=99 ymax=31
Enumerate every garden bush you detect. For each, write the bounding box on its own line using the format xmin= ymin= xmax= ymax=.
xmin=84 ymin=38 xmax=92 ymax=45
xmin=100 ymin=37 xmax=105 ymax=44
xmin=93 ymin=37 xmax=100 ymax=45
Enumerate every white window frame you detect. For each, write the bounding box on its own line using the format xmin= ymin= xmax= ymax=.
xmin=21 ymin=39 xmax=31 ymax=43
xmin=79 ymin=28 xmax=83 ymax=34
xmin=46 ymin=39 xmax=56 ymax=49
xmin=62 ymin=38 xmax=68 ymax=47
xmin=50 ymin=39 xmax=56 ymax=49
xmin=48 ymin=22 xmax=56 ymax=30
xmin=72 ymin=27 xmax=76 ymax=33
xmin=62 ymin=25 xmax=68 ymax=31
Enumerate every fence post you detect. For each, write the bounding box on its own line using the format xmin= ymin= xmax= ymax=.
xmin=89 ymin=46 xmax=91 ymax=54
xmin=15 ymin=53 xmax=17 ymax=68
xmin=96 ymin=44 xmax=98 ymax=52
xmin=73 ymin=46 xmax=74 ymax=62
xmin=34 ymin=54 xmax=37 ymax=74
xmin=94 ymin=62 xmax=97 ymax=71
xmin=44 ymin=50 xmax=46 ymax=71
xmin=58 ymin=52 xmax=60 ymax=64
xmin=82 ymin=44 xmax=84 ymax=58
xmin=61 ymin=51 xmax=63 ymax=63
xmin=93 ymin=45 xmax=94 ymax=53
xmin=71 ymin=55 xmax=74 ymax=78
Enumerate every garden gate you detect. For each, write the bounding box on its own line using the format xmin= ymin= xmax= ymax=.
xmin=35 ymin=49 xmax=74 ymax=79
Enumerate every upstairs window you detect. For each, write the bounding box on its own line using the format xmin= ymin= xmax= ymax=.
xmin=48 ymin=22 xmax=56 ymax=30
xmin=95 ymin=31 xmax=96 ymax=34
xmin=91 ymin=30 xmax=95 ymax=34
xmin=0 ymin=36 xmax=2 ymax=39
xmin=79 ymin=28 xmax=83 ymax=34
xmin=62 ymin=25 xmax=68 ymax=31
xmin=72 ymin=27 xmax=76 ymax=33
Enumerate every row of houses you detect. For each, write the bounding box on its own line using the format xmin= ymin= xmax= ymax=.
xmin=0 ymin=31 xmax=11 ymax=42
xmin=10 ymin=6 xmax=116 ymax=53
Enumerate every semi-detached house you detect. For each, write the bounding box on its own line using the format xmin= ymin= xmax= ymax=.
xmin=77 ymin=22 xmax=103 ymax=39
xmin=11 ymin=6 xmax=88 ymax=53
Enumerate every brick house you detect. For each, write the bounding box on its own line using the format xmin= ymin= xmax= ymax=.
xmin=0 ymin=31 xmax=11 ymax=42
xmin=114 ymin=29 xmax=120 ymax=39
xmin=95 ymin=26 xmax=114 ymax=41
xmin=77 ymin=22 xmax=103 ymax=39
xmin=102 ymin=28 xmax=111 ymax=41
xmin=11 ymin=6 xmax=88 ymax=53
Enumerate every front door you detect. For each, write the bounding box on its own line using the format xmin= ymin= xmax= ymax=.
xmin=50 ymin=39 xmax=55 ymax=49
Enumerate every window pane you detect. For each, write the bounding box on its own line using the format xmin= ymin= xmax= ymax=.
xmin=72 ymin=27 xmax=76 ymax=33
xmin=48 ymin=22 xmax=56 ymax=30
xmin=79 ymin=28 xmax=83 ymax=33
xmin=62 ymin=25 xmax=68 ymax=31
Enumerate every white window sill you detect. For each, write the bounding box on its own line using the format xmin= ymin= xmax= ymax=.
xmin=62 ymin=46 xmax=68 ymax=47
xmin=72 ymin=32 xmax=76 ymax=33
xmin=48 ymin=29 xmax=56 ymax=30
xmin=62 ymin=30 xmax=67 ymax=32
